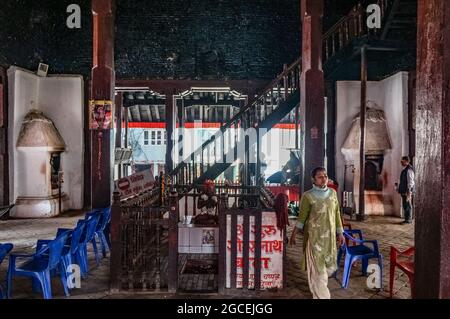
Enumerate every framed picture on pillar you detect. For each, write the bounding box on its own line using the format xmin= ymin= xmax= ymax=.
xmin=89 ymin=100 xmax=113 ymax=129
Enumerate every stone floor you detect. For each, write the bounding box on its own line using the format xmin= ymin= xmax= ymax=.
xmin=178 ymin=254 xmax=218 ymax=292
xmin=0 ymin=211 xmax=414 ymax=299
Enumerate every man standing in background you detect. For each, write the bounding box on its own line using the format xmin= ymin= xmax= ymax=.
xmin=397 ymin=156 xmax=415 ymax=224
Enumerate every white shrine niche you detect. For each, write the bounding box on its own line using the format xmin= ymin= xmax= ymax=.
xmin=341 ymin=106 xmax=394 ymax=215
xmin=12 ymin=109 xmax=69 ymax=218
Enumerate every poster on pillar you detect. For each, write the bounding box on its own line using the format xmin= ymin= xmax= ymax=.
xmin=89 ymin=100 xmax=113 ymax=129
xmin=226 ymin=211 xmax=283 ymax=289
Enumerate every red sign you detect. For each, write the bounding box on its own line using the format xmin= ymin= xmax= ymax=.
xmin=114 ymin=169 xmax=155 ymax=199
xmin=226 ymin=212 xmax=283 ymax=289
xmin=118 ymin=179 xmax=130 ymax=191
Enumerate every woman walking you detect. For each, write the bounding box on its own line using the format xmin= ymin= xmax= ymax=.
xmin=289 ymin=167 xmax=345 ymax=299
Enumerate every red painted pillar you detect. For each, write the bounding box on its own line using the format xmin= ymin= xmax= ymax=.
xmin=91 ymin=0 xmax=115 ymax=208
xmin=300 ymin=0 xmax=325 ymax=191
xmin=415 ymin=0 xmax=450 ymax=299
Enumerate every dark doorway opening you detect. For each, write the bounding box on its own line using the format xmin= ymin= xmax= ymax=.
xmin=365 ymin=155 xmax=384 ymax=191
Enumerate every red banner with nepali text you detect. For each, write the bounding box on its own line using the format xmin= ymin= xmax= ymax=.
xmin=226 ymin=211 xmax=284 ymax=289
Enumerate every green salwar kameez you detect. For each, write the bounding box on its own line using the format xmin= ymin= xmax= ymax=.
xmin=296 ymin=187 xmax=343 ymax=299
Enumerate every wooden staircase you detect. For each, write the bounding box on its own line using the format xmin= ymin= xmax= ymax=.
xmin=170 ymin=58 xmax=302 ymax=187
xmin=380 ymin=0 xmax=417 ymax=41
xmin=323 ymin=0 xmax=416 ymax=77
xmin=169 ymin=0 xmax=416 ymax=191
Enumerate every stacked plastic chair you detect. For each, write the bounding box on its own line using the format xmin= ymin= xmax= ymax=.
xmin=35 ymin=220 xmax=86 ymax=296
xmin=77 ymin=213 xmax=101 ymax=274
xmin=0 ymin=243 xmax=13 ymax=299
xmin=86 ymin=207 xmax=111 ymax=258
xmin=7 ymin=231 xmax=70 ymax=299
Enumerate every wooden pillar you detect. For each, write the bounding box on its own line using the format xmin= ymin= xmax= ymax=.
xmin=256 ymin=128 xmax=261 ymax=185
xmin=0 ymin=67 xmax=8 ymax=206
xmin=300 ymin=0 xmax=325 ymax=191
xmin=168 ymin=191 xmax=179 ymax=293
xmin=218 ymin=193 xmax=228 ymax=294
xmin=408 ymin=72 xmax=417 ymax=162
xmin=178 ymin=98 xmax=185 ymax=167
xmin=109 ymin=191 xmax=121 ymax=292
xmin=357 ymin=45 xmax=367 ymax=221
xmin=165 ymin=94 xmax=175 ymax=174
xmin=115 ymin=92 xmax=123 ymax=179
xmin=415 ymin=0 xmax=450 ymax=299
xmin=245 ymin=134 xmax=251 ymax=186
xmin=123 ymin=106 xmax=128 ymax=177
xmin=91 ymin=0 xmax=115 ymax=209
xmin=295 ymin=104 xmax=300 ymax=150
xmin=114 ymin=92 xmax=123 ymax=148
xmin=325 ymin=81 xmax=336 ymax=179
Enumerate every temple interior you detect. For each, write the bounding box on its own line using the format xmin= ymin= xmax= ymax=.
xmin=0 ymin=0 xmax=449 ymax=300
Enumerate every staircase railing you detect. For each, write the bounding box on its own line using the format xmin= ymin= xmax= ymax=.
xmin=170 ymin=0 xmax=395 ymax=187
xmin=323 ymin=0 xmax=394 ymax=63
xmin=170 ymin=57 xmax=302 ymax=186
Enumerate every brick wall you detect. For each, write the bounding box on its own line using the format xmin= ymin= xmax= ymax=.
xmin=0 ymin=0 xmax=93 ymax=76
xmin=0 ymin=0 xmax=305 ymax=80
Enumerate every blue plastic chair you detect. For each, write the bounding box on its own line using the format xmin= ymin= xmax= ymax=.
xmin=56 ymin=220 xmax=87 ymax=279
xmin=0 ymin=243 xmax=13 ymax=299
xmin=35 ymin=221 xmax=86 ymax=296
xmin=336 ymin=229 xmax=383 ymax=289
xmin=79 ymin=213 xmax=101 ymax=273
xmin=7 ymin=231 xmax=70 ymax=299
xmin=35 ymin=231 xmax=72 ymax=297
xmin=86 ymin=207 xmax=111 ymax=258
xmin=55 ymin=219 xmax=89 ymax=279
xmin=97 ymin=207 xmax=111 ymax=258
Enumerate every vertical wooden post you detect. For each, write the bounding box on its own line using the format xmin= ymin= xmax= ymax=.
xmin=218 ymin=193 xmax=228 ymax=294
xmin=325 ymin=81 xmax=336 ymax=179
xmin=245 ymin=134 xmax=251 ymax=186
xmin=357 ymin=45 xmax=367 ymax=221
xmin=123 ymin=105 xmax=129 ymax=177
xmin=91 ymin=0 xmax=115 ymax=209
xmin=415 ymin=0 xmax=450 ymax=298
xmin=242 ymin=211 xmax=250 ymax=290
xmin=253 ymin=208 xmax=262 ymax=290
xmin=230 ymin=209 xmax=238 ymax=289
xmin=115 ymin=92 xmax=123 ymax=179
xmin=0 ymin=67 xmax=8 ymax=206
xmin=256 ymin=127 xmax=261 ymax=185
xmin=300 ymin=0 xmax=325 ymax=192
xmin=295 ymin=104 xmax=300 ymax=150
xmin=283 ymin=64 xmax=288 ymax=101
xmin=166 ymin=94 xmax=175 ymax=174
xmin=178 ymin=97 xmax=185 ymax=178
xmin=109 ymin=191 xmax=121 ymax=292
xmin=168 ymin=191 xmax=178 ymax=293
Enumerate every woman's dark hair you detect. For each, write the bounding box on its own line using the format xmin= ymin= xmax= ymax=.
xmin=311 ymin=167 xmax=327 ymax=179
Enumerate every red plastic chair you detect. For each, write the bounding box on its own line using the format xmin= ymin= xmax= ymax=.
xmin=389 ymin=246 xmax=414 ymax=298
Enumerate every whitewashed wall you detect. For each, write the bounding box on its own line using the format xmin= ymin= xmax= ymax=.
xmin=8 ymin=67 xmax=84 ymax=210
xmin=335 ymin=72 xmax=409 ymax=216
xmin=38 ymin=76 xmax=84 ymax=209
